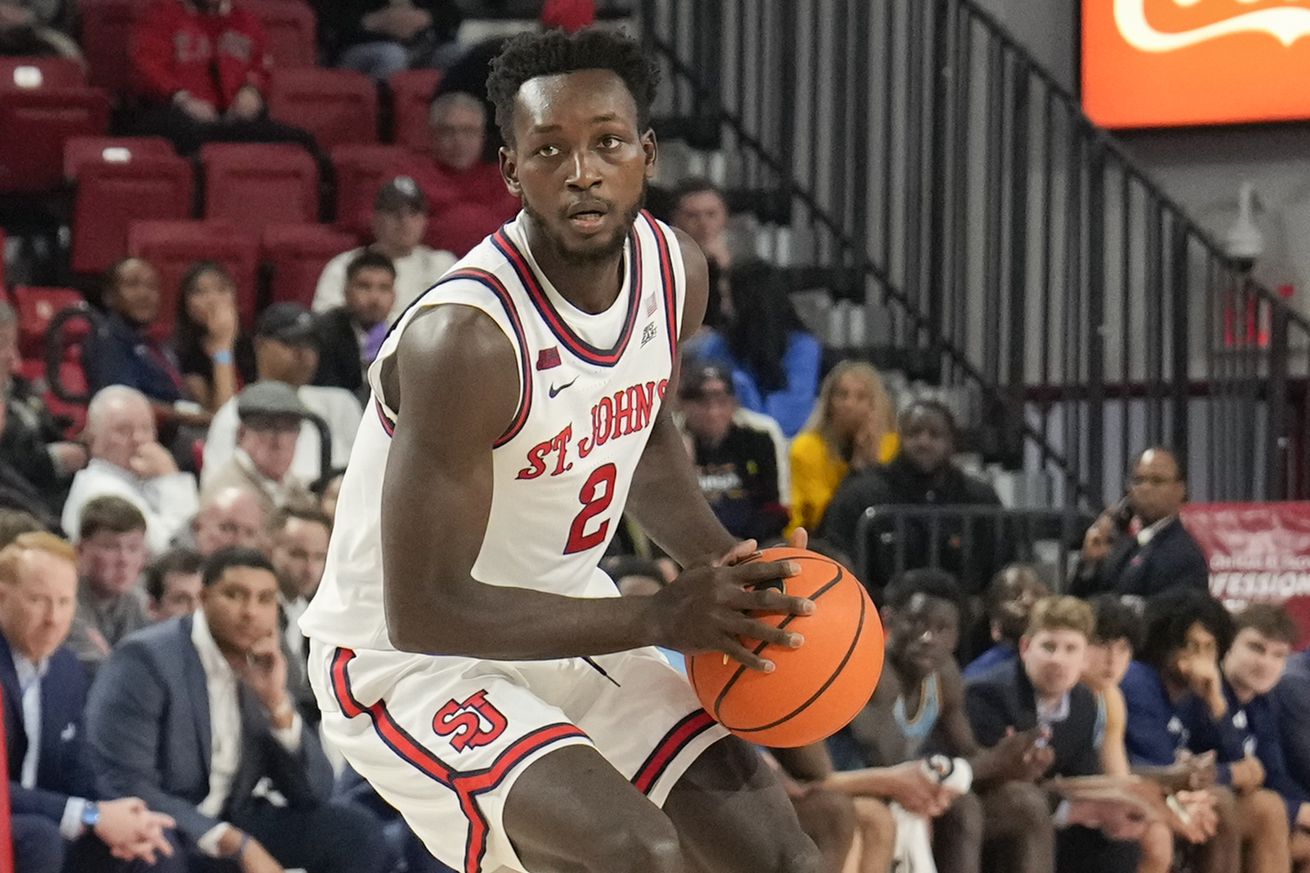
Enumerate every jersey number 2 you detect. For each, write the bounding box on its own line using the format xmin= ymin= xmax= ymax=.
xmin=565 ymin=463 xmax=617 ymax=554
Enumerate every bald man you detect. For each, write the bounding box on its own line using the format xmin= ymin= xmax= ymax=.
xmin=185 ymin=486 xmax=267 ymax=556
xmin=61 ymin=387 xmax=199 ymax=555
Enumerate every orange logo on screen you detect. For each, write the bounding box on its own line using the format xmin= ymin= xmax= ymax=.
xmin=1083 ymin=0 xmax=1310 ymax=128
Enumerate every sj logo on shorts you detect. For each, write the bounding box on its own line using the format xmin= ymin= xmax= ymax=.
xmin=432 ymin=690 xmax=508 ymax=752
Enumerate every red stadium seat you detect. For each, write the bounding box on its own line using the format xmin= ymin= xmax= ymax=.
xmin=128 ymin=220 xmax=261 ymax=332
xmin=262 ymin=223 xmax=356 ymax=308
xmin=70 ymin=148 xmax=195 ymax=275
xmin=267 ymin=68 xmax=378 ymax=149
xmin=11 ymin=286 xmax=90 ymax=359
xmin=200 ymin=142 xmax=319 ymax=232
xmin=427 ymin=201 xmax=503 ymax=258
xmin=79 ymin=0 xmax=146 ymax=95
xmin=330 ymin=144 xmax=413 ymax=236
xmin=64 ymin=135 xmax=174 ymax=179
xmin=0 ymin=88 xmax=110 ymax=192
xmin=388 ymin=69 xmax=441 ymax=153
xmin=241 ymin=0 xmax=317 ymax=69
xmin=0 ymin=56 xmax=85 ymax=91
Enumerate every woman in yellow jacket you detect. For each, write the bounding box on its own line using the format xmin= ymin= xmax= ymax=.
xmin=788 ymin=361 xmax=898 ymax=534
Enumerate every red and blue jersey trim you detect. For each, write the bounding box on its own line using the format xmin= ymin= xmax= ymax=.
xmin=491 ymin=225 xmax=642 ymax=368
xmin=630 ymin=709 xmax=716 ymax=795
xmin=642 ymin=211 xmax=680 ymax=366
xmin=330 ymin=648 xmax=589 ymax=873
xmin=373 ymin=268 xmax=533 ymax=449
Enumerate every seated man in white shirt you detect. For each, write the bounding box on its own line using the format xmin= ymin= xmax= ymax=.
xmin=311 ymin=176 xmax=457 ymax=320
xmin=203 ymin=304 xmax=363 ymax=488
xmin=203 ymin=383 xmax=315 ymax=519
xmin=86 ymin=547 xmax=389 ymax=873
xmin=62 ymin=386 xmax=200 ymax=555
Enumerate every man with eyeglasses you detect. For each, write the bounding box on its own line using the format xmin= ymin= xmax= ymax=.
xmin=1072 ymin=446 xmax=1209 ymax=599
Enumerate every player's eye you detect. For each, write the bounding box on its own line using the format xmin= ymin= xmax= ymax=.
xmin=599 ymin=135 xmax=622 ymax=149
xmin=537 ymin=144 xmax=560 ymax=158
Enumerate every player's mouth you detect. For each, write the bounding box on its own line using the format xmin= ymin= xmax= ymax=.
xmin=566 ymin=200 xmax=610 ymax=233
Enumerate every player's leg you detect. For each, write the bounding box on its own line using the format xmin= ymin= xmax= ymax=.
xmin=1197 ymin=787 xmax=1240 ymax=873
xmin=1237 ymin=788 xmax=1290 ymax=873
xmin=661 ymin=735 xmax=824 ymax=873
xmin=502 ymin=744 xmax=687 ymax=873
xmin=932 ymin=791 xmax=983 ymax=873
xmin=790 ymin=785 xmax=857 ymax=872
xmin=845 ymin=797 xmax=896 ymax=873
xmin=1291 ymin=827 xmax=1310 ymax=873
xmin=979 ymin=781 xmax=1056 ymax=873
xmin=1136 ymin=820 xmax=1175 ymax=873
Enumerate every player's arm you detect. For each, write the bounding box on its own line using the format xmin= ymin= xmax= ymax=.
xmin=379 ymin=304 xmax=809 ymax=668
xmin=625 ymin=229 xmax=745 ymax=566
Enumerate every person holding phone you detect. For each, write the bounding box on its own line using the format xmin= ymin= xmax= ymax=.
xmin=1071 ymin=447 xmax=1210 ymax=599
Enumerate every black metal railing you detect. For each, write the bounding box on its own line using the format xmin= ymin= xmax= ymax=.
xmin=639 ymin=0 xmax=1310 ymax=508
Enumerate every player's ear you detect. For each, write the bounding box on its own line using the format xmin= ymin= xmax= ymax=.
xmin=641 ymin=128 xmax=658 ymax=179
xmin=500 ymin=146 xmax=523 ymax=197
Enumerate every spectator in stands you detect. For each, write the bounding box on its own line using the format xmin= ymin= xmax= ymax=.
xmin=1219 ymin=604 xmax=1310 ymax=865
xmin=966 ymin=596 xmax=1146 ymax=872
xmin=669 ymin=177 xmax=735 ymax=333
xmin=1073 ymin=446 xmax=1209 ymax=599
xmin=185 ymin=485 xmax=267 ymax=556
xmin=820 ymin=399 xmax=1005 ymax=596
xmin=825 ymin=569 xmax=1054 ymax=873
xmin=311 ymin=467 xmax=344 ymax=524
xmin=84 ymin=258 xmax=208 ymax=433
xmin=0 ymin=0 xmax=80 ymax=59
xmin=269 ymin=505 xmax=329 ymax=663
xmin=203 ymin=381 xmax=314 ymax=518
xmin=0 ymin=301 xmax=84 ymax=517
xmin=962 ymin=564 xmax=1050 ymax=680
xmin=65 ymin=496 xmax=150 ymax=671
xmin=313 ymin=250 xmax=395 ymax=400
xmin=1278 ymin=640 xmax=1310 ymax=816
xmin=677 ymin=362 xmax=787 ymax=542
xmin=143 ymin=547 xmax=203 ymax=621
xmin=314 ymin=177 xmax=456 ymax=320
xmin=203 ymin=303 xmax=363 ymax=487
xmin=127 ymin=0 xmax=319 ymax=156
xmin=1 ymin=532 xmax=179 ymax=873
xmin=0 ymin=509 xmax=46 ymax=547
xmin=788 ymin=361 xmax=898 ymax=534
xmin=1122 ymin=589 xmax=1286 ymax=873
xmin=0 ymin=396 xmax=62 ymax=531
xmin=62 ymin=386 xmax=200 ymax=555
xmin=692 ymin=259 xmax=822 ymax=437
xmin=314 ymin=0 xmax=463 ymax=79
xmin=405 ymin=92 xmax=521 ymax=251
xmin=173 ymin=262 xmax=256 ymax=415
xmin=87 ymin=547 xmax=389 ymax=873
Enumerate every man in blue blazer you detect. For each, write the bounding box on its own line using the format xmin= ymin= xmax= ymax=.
xmin=86 ymin=547 xmax=388 ymax=873
xmin=0 ymin=531 xmax=178 ymax=872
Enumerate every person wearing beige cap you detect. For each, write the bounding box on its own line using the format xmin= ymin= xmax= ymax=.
xmin=312 ymin=175 xmax=456 ymax=320
xmin=201 ymin=382 xmax=315 ymax=519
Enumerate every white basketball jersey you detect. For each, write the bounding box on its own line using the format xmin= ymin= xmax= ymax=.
xmin=300 ymin=212 xmax=687 ymax=651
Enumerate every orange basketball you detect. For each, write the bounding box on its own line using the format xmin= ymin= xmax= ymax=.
xmin=687 ymin=547 xmax=884 ymax=748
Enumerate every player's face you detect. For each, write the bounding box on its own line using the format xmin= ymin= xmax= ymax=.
xmin=1084 ymin=636 xmax=1133 ymax=691
xmin=345 ymin=266 xmax=396 ymax=329
xmin=502 ymin=69 xmax=656 ymax=266
xmin=1021 ymin=628 xmax=1087 ymax=698
xmin=888 ymin=593 xmax=959 ymax=677
xmin=201 ymin=566 xmax=280 ymax=654
xmin=1223 ymin=627 xmax=1291 ymax=698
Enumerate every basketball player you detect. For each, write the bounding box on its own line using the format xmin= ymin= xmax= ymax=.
xmin=300 ymin=28 xmax=824 ymax=873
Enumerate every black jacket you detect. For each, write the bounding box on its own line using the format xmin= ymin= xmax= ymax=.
xmin=313 ymin=308 xmax=366 ymax=400
xmin=1070 ymin=517 xmax=1209 ymax=599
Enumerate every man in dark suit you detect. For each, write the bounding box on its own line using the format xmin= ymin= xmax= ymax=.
xmin=87 ymin=547 xmax=389 ymax=873
xmin=966 ymin=596 xmax=1145 ymax=873
xmin=313 ymin=251 xmax=396 ymax=402
xmin=1071 ymin=447 xmax=1209 ymax=599
xmin=0 ymin=531 xmax=178 ymax=873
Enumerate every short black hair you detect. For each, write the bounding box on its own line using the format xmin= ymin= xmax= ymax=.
xmin=884 ymin=567 xmax=965 ymax=615
xmin=899 ymin=399 xmax=958 ymax=437
xmin=487 ymin=28 xmax=659 ymax=145
xmin=202 ymin=547 xmax=275 ymax=588
xmin=672 ymin=176 xmax=724 ymax=210
xmin=1138 ymin=588 xmax=1235 ymax=671
xmin=346 ymin=250 xmax=396 ymax=283
xmin=1089 ymin=594 xmax=1143 ymax=651
xmin=144 ymin=547 xmax=203 ymax=602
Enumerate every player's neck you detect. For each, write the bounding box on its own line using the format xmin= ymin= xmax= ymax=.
xmin=524 ymin=224 xmax=626 ymax=315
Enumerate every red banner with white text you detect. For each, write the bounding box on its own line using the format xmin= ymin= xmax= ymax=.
xmin=1181 ymin=502 xmax=1310 ymax=649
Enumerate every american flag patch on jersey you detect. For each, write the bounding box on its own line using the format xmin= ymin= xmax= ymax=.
xmin=536 ymin=347 xmax=562 ymax=370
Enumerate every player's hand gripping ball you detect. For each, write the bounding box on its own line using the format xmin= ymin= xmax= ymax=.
xmin=687 ymin=547 xmax=884 ymax=748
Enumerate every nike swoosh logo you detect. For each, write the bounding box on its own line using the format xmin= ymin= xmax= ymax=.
xmin=549 ymin=377 xmax=579 ymax=398
xmin=1115 ymin=0 xmax=1310 ymax=52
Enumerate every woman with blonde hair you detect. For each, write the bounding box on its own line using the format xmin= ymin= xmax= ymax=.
xmin=789 ymin=360 xmax=898 ymax=533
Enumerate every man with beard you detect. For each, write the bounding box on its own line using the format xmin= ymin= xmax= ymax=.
xmin=819 ymin=400 xmax=1007 ymax=596
xmin=299 ymin=28 xmax=824 ymax=873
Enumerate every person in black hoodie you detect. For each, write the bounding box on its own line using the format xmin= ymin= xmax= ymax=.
xmin=819 ymin=399 xmax=1006 ymax=598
